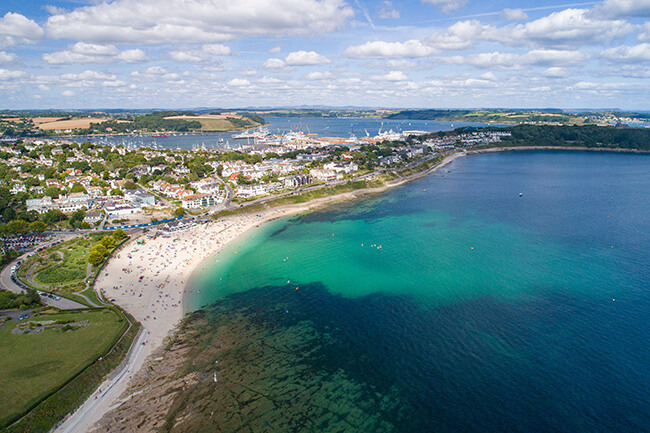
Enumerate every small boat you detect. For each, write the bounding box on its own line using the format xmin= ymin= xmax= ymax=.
xmin=519 ymin=192 xmax=523 ymax=197
xmin=152 ymin=134 xmax=168 ymax=138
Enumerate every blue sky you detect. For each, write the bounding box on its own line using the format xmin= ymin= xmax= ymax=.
xmin=1 ymin=0 xmax=649 ymax=110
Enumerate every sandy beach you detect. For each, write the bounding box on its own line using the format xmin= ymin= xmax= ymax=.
xmin=55 ymin=153 xmax=462 ymax=433
xmin=54 ymin=205 xmax=310 ymax=433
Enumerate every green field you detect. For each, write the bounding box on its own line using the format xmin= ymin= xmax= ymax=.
xmin=195 ymin=118 xmax=239 ymax=131
xmin=0 ymin=309 xmax=125 ymax=427
xmin=18 ymin=233 xmax=114 ymax=293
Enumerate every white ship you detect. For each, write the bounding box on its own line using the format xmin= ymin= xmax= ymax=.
xmin=232 ymin=126 xmax=270 ymax=140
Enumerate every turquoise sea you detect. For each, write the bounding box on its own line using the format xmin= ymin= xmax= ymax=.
xmin=186 ymin=150 xmax=650 ymax=432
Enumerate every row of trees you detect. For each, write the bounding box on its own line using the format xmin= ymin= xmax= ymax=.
xmin=87 ymin=229 xmax=126 ymax=265
xmin=0 ymin=288 xmax=41 ymax=310
xmin=497 ymin=124 xmax=650 ymax=151
xmin=0 ymin=209 xmax=88 ymax=237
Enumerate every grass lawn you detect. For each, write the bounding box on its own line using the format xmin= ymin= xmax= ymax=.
xmin=19 ymin=233 xmax=113 ymax=293
xmin=195 ymin=118 xmax=235 ymax=131
xmin=0 ymin=309 xmax=125 ymax=426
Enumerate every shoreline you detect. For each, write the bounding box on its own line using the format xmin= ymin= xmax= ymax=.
xmin=58 ymin=144 xmax=645 ymax=432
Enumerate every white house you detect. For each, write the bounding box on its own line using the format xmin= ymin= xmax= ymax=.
xmin=323 ymin=161 xmax=358 ymax=174
xmin=181 ymin=193 xmax=220 ymax=209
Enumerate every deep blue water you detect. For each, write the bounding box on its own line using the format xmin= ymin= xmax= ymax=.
xmin=188 ymin=151 xmax=650 ymax=432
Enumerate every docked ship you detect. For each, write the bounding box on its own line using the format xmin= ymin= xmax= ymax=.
xmin=232 ymin=126 xmax=270 ymax=140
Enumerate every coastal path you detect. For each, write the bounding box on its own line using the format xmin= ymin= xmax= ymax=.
xmin=54 ymin=329 xmax=150 ymax=433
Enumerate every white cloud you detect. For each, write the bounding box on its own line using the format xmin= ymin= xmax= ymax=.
xmin=480 ymin=72 xmax=497 ymax=81
xmin=43 ymin=42 xmax=119 ymax=64
xmin=202 ymin=44 xmax=231 ymax=56
xmin=285 ymin=50 xmax=330 ymax=65
xmin=501 ymin=8 xmax=634 ymax=48
xmin=46 ymin=0 xmax=354 ymax=44
xmin=269 ymin=46 xmax=282 ymax=54
xmin=168 ymin=44 xmax=231 ymax=64
xmin=0 ymin=12 xmax=44 ymax=48
xmin=373 ymin=70 xmax=408 ymax=81
xmin=524 ymin=49 xmax=590 ymax=66
xmin=258 ymin=76 xmax=282 ymax=84
xmin=169 ymin=50 xmax=204 ymax=63
xmin=638 ymin=23 xmax=650 ymax=41
xmin=378 ymin=1 xmax=400 ymax=19
xmin=61 ymin=90 xmax=75 ymax=97
xmin=0 ymin=68 xmax=26 ymax=80
xmin=344 ymin=40 xmax=435 ymax=58
xmin=263 ymin=58 xmax=289 ymax=70
xmin=131 ymin=66 xmax=181 ymax=81
xmin=43 ymin=43 xmax=145 ymax=64
xmin=501 ymin=8 xmax=528 ymax=21
xmin=449 ymin=49 xmax=590 ymax=70
xmin=593 ymin=0 xmax=650 ymax=17
xmin=0 ymin=51 xmax=18 ymax=63
xmin=228 ymin=78 xmax=251 ymax=86
xmin=464 ymin=52 xmax=520 ymax=69
xmin=61 ymin=70 xmax=116 ymax=81
xmin=543 ymin=67 xmax=570 ymax=78
xmin=422 ymin=0 xmax=467 ymax=13
xmin=117 ymin=49 xmax=148 ymax=63
xmin=425 ymin=20 xmax=486 ymax=51
xmin=601 ymin=43 xmax=650 ymax=63
xmin=103 ymin=80 xmax=126 ymax=87
xmin=305 ymin=71 xmax=332 ymax=80
xmin=602 ymin=64 xmax=650 ymax=77
xmin=44 ymin=5 xmax=65 ymax=15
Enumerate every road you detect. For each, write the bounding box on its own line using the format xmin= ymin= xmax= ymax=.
xmin=54 ymin=329 xmax=149 ymax=433
xmin=0 ymin=233 xmax=87 ymax=310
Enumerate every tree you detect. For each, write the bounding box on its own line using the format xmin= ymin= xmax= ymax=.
xmin=237 ymin=173 xmax=252 ymax=185
xmin=123 ymin=181 xmax=139 ymax=190
xmin=91 ymin=161 xmax=105 ymax=174
xmin=69 ymin=209 xmax=86 ymax=228
xmin=7 ymin=219 xmax=28 ymax=235
xmin=174 ymin=207 xmax=186 ymax=217
xmin=28 ymin=221 xmax=47 ymax=233
xmin=92 ymin=243 xmax=108 ymax=257
xmin=70 ymin=182 xmax=87 ymax=193
xmin=3 ymin=207 xmax=16 ymax=221
xmin=112 ymin=228 xmax=127 ymax=240
xmin=41 ymin=209 xmax=66 ymax=225
xmin=45 ymin=186 xmax=61 ymax=198
xmin=113 ymin=229 xmax=126 ymax=241
xmin=100 ymin=235 xmax=116 ymax=249
xmin=87 ymin=248 xmax=105 ymax=265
